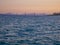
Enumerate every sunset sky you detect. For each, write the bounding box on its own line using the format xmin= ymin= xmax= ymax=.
xmin=0 ymin=0 xmax=60 ymax=14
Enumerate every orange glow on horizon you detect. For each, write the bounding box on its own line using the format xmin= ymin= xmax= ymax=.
xmin=0 ymin=0 xmax=60 ymax=14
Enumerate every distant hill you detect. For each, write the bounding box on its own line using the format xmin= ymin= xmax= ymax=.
xmin=53 ymin=13 xmax=60 ymax=15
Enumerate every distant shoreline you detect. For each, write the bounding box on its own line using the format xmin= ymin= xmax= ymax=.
xmin=0 ymin=13 xmax=60 ymax=16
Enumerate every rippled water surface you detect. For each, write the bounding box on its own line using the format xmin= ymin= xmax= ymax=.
xmin=0 ymin=15 xmax=60 ymax=45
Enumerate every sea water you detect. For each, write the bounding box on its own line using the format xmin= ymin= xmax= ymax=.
xmin=0 ymin=15 xmax=60 ymax=45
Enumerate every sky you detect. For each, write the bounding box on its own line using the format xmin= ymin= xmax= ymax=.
xmin=0 ymin=0 xmax=60 ymax=14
